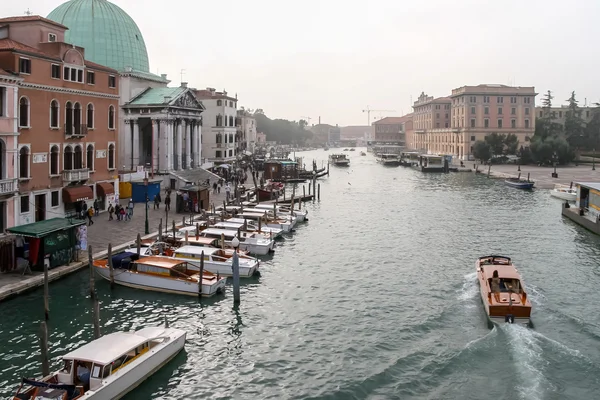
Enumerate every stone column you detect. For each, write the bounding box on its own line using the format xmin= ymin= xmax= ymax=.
xmin=152 ymin=119 xmax=160 ymax=173
xmin=123 ymin=120 xmax=133 ymax=170
xmin=167 ymin=120 xmax=174 ymax=171
xmin=197 ymin=123 xmax=202 ymax=167
xmin=185 ymin=120 xmax=192 ymax=169
xmin=132 ymin=119 xmax=140 ymax=167
xmin=176 ymin=120 xmax=183 ymax=170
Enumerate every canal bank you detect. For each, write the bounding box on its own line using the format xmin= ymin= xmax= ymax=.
xmin=469 ymin=163 xmax=600 ymax=188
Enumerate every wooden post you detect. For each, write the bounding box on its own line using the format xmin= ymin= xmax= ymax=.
xmin=92 ymin=298 xmax=101 ymax=339
xmin=308 ymin=182 xmax=312 ymax=195
xmin=283 ymin=189 xmax=286 ymax=201
xmin=198 ymin=251 xmax=204 ymax=298
xmin=195 ymin=223 xmax=200 ymax=237
xmin=88 ymin=246 xmax=100 ymax=339
xmin=243 ymin=218 xmax=248 ymax=231
xmin=43 ymin=259 xmax=49 ymax=320
xmin=40 ymin=321 xmax=49 ymax=377
xmin=232 ymin=248 xmax=241 ymax=304
xmin=273 ymin=203 xmax=277 ymax=219
xmin=221 ymin=233 xmax=225 ymax=249
xmin=527 ymin=172 xmax=531 ymax=182
xmin=108 ymin=243 xmax=114 ymax=289
xmin=303 ymin=185 xmax=306 ymax=199
xmin=172 ymin=220 xmax=176 ymax=238
xmin=158 ymin=222 xmax=163 ymax=241
xmin=183 ymin=216 xmax=186 ymax=227
xmin=318 ymin=184 xmax=321 ymax=200
xmin=487 ymin=164 xmax=491 ymax=178
xmin=88 ymin=246 xmax=95 ymax=298
xmin=258 ymin=216 xmax=262 ymax=232
xmin=136 ymin=233 xmax=141 ymax=257
xmin=184 ymin=230 xmax=189 ymax=245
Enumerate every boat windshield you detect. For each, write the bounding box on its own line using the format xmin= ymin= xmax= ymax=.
xmin=489 ymin=277 xmax=522 ymax=293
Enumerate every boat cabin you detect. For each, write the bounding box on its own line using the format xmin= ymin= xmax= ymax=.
xmin=56 ymin=328 xmax=172 ymax=392
xmin=263 ymin=160 xmax=299 ymax=180
xmin=132 ymin=257 xmax=192 ymax=277
xmin=379 ymin=153 xmax=398 ymax=160
xmin=172 ymin=246 xmax=229 ymax=262
xmin=574 ymin=182 xmax=600 ymax=217
xmin=418 ymin=154 xmax=444 ymax=167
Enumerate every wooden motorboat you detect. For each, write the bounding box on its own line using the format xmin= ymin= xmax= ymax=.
xmin=93 ymin=256 xmax=226 ymax=297
xmin=12 ymin=324 xmax=185 ymax=400
xmin=329 ymin=153 xmax=350 ymax=166
xmin=256 ymin=181 xmax=284 ymax=202
xmin=504 ymin=177 xmax=535 ymax=190
xmin=175 ymin=236 xmax=251 ymax=256
xmin=476 ymin=255 xmax=532 ymax=325
xmin=550 ymin=184 xmax=576 ymax=201
xmin=170 ymin=245 xmax=259 ymax=278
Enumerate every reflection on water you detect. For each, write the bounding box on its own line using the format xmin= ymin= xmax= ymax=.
xmin=1 ymin=149 xmax=600 ymax=399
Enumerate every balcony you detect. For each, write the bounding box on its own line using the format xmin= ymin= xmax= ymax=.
xmin=65 ymin=125 xmax=88 ymax=138
xmin=0 ymin=178 xmax=17 ymax=196
xmin=62 ymin=168 xmax=90 ymax=182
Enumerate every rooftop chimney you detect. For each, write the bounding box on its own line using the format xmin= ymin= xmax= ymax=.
xmin=181 ymin=82 xmax=188 ymax=88
xmin=161 ymin=74 xmax=167 ymax=79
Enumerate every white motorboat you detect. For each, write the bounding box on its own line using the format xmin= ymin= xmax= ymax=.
xmin=12 ymin=325 xmax=186 ymax=400
xmin=550 ymin=184 xmax=577 ymax=201
xmin=213 ymin=221 xmax=281 ymax=239
xmin=199 ymin=228 xmax=275 ymax=255
xmin=171 ymin=245 xmax=259 ymax=278
xmin=236 ymin=211 xmax=295 ymax=232
xmin=416 ymin=154 xmax=447 ymax=172
xmin=250 ymin=203 xmax=308 ymax=222
xmin=377 ymin=153 xmax=401 ymax=166
xmin=226 ymin=218 xmax=284 ymax=238
xmin=94 ymin=256 xmax=226 ymax=297
xmin=329 ymin=153 xmax=350 ymax=166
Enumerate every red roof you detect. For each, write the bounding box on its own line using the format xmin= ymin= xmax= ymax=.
xmin=194 ymin=89 xmax=236 ymax=101
xmin=0 ymin=16 xmax=68 ymax=30
xmin=372 ymin=114 xmax=413 ymax=125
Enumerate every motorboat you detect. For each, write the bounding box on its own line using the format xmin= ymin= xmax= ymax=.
xmin=476 ymin=255 xmax=532 ymax=325
xmin=329 ymin=153 xmax=350 ymax=166
xmin=250 ymin=203 xmax=308 ymax=222
xmin=93 ymin=256 xmax=226 ymax=297
xmin=504 ymin=176 xmax=535 ymax=190
xmin=12 ymin=324 xmax=186 ymax=400
xmin=360 ymin=151 xmax=366 ymax=156
xmin=225 ymin=218 xmax=284 ymax=238
xmin=349 ymin=148 xmax=356 ymax=151
xmin=199 ymin=228 xmax=275 ymax=255
xmin=256 ymin=181 xmax=283 ymax=202
xmin=236 ymin=211 xmax=295 ymax=232
xmin=212 ymin=221 xmax=279 ymax=240
xmin=416 ymin=154 xmax=447 ymax=172
xmin=176 ymin=236 xmax=250 ymax=256
xmin=377 ymin=153 xmax=401 ymax=166
xmin=170 ymin=245 xmax=259 ymax=278
xmin=550 ymin=184 xmax=576 ymax=201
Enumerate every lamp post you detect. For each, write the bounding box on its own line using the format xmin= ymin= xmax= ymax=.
xmin=231 ymin=236 xmax=240 ymax=304
xmin=144 ymin=175 xmax=149 ymax=234
xmin=552 ymin=151 xmax=558 ymax=178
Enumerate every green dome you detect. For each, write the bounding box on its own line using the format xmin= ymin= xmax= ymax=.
xmin=47 ymin=0 xmax=150 ymax=72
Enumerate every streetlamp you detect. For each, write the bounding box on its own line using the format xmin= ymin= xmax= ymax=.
xmin=143 ymin=175 xmax=149 ymax=234
xmin=552 ymin=151 xmax=558 ymax=178
xmin=231 ymin=235 xmax=240 ymax=304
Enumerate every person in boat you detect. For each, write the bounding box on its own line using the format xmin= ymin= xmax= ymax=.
xmin=77 ymin=363 xmax=91 ymax=385
xmin=491 ymin=270 xmax=501 ymax=293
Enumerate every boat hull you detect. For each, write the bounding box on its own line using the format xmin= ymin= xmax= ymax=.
xmin=550 ymin=190 xmax=576 ymax=201
xmin=94 ymin=266 xmax=226 ymax=297
xmin=333 ymin=161 xmax=350 ymax=166
xmin=504 ymin=180 xmax=534 ymax=189
xmin=86 ymin=328 xmax=186 ymax=400
xmin=256 ymin=188 xmax=279 ymax=202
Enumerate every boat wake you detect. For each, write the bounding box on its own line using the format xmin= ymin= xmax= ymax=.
xmin=456 ymin=272 xmax=478 ymax=303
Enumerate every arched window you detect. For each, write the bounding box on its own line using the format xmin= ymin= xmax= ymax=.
xmin=50 ymin=100 xmax=59 ymax=128
xmin=86 ymin=103 xmax=94 ymax=129
xmin=87 ymin=144 xmax=94 ymax=171
xmin=108 ymin=105 xmax=115 ymax=129
xmin=74 ymin=145 xmax=83 ymax=169
xmin=65 ymin=101 xmax=73 ymax=134
xmin=74 ymin=103 xmax=82 ymax=134
xmin=217 ymin=100 xmax=222 ymax=106
xmin=50 ymin=145 xmax=59 ymax=175
xmin=229 ymin=133 xmax=234 ymax=143
xmin=108 ymin=143 xmax=115 ymax=169
xmin=224 ymin=133 xmax=228 ymax=143
xmin=19 ymin=146 xmax=29 ymax=178
xmin=64 ymin=145 xmax=73 ymax=170
xmin=19 ymin=97 xmax=29 ymax=127
xmin=229 ymin=116 xmax=234 ymax=126
xmin=216 ymin=115 xmax=222 ymax=127
xmin=216 ymin=133 xmax=222 ymax=144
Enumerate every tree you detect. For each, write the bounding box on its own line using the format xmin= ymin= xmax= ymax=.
xmin=504 ymin=133 xmax=519 ymax=155
xmin=564 ymin=91 xmax=585 ymax=147
xmin=298 ymin=119 xmax=308 ymax=130
xmin=530 ymin=136 xmax=574 ymax=165
xmin=254 ymin=110 xmax=312 ymax=144
xmin=473 ymin=140 xmax=491 ymax=162
xmin=484 ymin=133 xmax=506 ymax=156
xmin=534 ymin=118 xmax=563 ymax=141
xmin=541 ymin=90 xmax=553 ymax=118
xmin=584 ymin=107 xmax=600 ymax=151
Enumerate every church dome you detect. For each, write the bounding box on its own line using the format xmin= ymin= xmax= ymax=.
xmin=47 ymin=0 xmax=150 ymax=72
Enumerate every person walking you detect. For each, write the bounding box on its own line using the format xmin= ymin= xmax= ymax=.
xmin=119 ymin=207 xmax=126 ymax=221
xmin=154 ymin=194 xmax=160 ymax=210
xmin=93 ymin=199 xmax=99 ymax=216
xmin=87 ymin=206 xmax=94 ymax=226
xmin=165 ymin=194 xmax=171 ymax=211
xmin=225 ymin=182 xmax=231 ymax=202
xmin=128 ymin=199 xmax=134 ymax=216
xmin=108 ymin=203 xmax=114 ymax=220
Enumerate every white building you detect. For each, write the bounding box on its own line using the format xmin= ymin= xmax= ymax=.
xmin=194 ymin=88 xmax=238 ymax=163
xmin=237 ymin=110 xmax=257 ymax=153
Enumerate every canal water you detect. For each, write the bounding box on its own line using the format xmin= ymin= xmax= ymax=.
xmin=1 ymin=149 xmax=600 ymax=400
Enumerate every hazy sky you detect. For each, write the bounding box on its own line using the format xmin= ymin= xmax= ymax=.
xmin=5 ymin=0 xmax=600 ymax=125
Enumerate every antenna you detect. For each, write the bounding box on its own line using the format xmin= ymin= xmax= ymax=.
xmin=180 ymin=69 xmax=186 ymax=84
xmin=24 ymin=8 xmax=32 ymax=15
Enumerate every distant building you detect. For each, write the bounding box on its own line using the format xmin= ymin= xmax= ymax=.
xmin=412 ymin=84 xmax=537 ymax=159
xmin=257 ymin=132 xmax=266 ymax=143
xmin=371 ymin=115 xmax=412 ymax=145
xmin=534 ymin=105 xmax=597 ymax=125
xmin=328 ymin=126 xmax=341 ymax=143
xmin=237 ymin=110 xmax=257 ymax=153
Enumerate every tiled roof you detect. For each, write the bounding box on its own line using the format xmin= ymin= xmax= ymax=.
xmin=433 ymin=97 xmax=451 ymax=102
xmin=0 ymin=15 xmax=68 ymax=29
xmin=85 ymin=60 xmax=118 ymax=73
xmin=0 ymin=38 xmax=61 ymax=61
xmin=120 ymin=69 xmax=169 ymax=83
xmin=127 ymin=87 xmax=186 ymax=106
xmin=373 ymin=114 xmax=413 ymax=125
xmin=193 ymin=89 xmax=237 ymax=101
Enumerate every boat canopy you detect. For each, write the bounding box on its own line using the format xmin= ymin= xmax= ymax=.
xmin=136 ymin=256 xmax=187 ymax=269
xmin=181 ymin=236 xmax=219 ymax=246
xmin=174 ymin=245 xmax=221 ymax=256
xmin=62 ymin=331 xmax=156 ymax=365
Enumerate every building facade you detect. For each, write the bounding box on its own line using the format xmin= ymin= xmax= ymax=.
xmin=194 ymin=88 xmax=238 ymax=163
xmin=534 ymin=105 xmax=596 ymax=125
xmin=237 ymin=110 xmax=257 ymax=153
xmin=412 ymin=85 xmax=536 ymax=159
xmin=0 ymin=69 xmax=21 ymax=231
xmin=372 ymin=115 xmax=412 ymax=145
xmin=0 ymin=16 xmax=120 ymax=224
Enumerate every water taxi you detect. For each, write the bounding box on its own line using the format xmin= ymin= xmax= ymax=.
xmin=175 ymin=236 xmax=251 ymax=256
xmin=416 ymin=154 xmax=447 ymax=172
xmin=250 ymin=203 xmax=308 ymax=222
xmin=476 ymin=255 xmax=532 ymax=325
xmin=504 ymin=177 xmax=535 ymax=190
xmin=225 ymin=218 xmax=284 ymax=238
xmin=377 ymin=153 xmax=401 ymax=166
xmin=12 ymin=325 xmax=186 ymax=400
xmin=360 ymin=151 xmax=366 ymax=156
xmin=329 ymin=153 xmax=350 ymax=166
xmin=171 ymin=245 xmax=259 ymax=278
xmin=550 ymin=183 xmax=576 ymax=201
xmin=236 ymin=211 xmax=295 ymax=232
xmin=93 ymin=256 xmax=226 ymax=297
xmin=199 ymin=228 xmax=275 ymax=255
xmin=213 ymin=220 xmax=282 ymax=238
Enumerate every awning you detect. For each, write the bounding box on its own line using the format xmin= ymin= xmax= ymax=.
xmin=63 ymin=185 xmax=93 ymax=203
xmin=7 ymin=218 xmax=85 ymax=238
xmin=96 ymin=182 xmax=115 ymax=197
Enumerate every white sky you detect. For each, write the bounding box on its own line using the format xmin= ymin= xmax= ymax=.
xmin=5 ymin=0 xmax=600 ymax=125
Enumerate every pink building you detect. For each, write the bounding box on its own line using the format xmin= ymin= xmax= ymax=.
xmin=412 ymin=85 xmax=537 ymax=159
xmin=0 ymin=68 xmax=21 ymax=232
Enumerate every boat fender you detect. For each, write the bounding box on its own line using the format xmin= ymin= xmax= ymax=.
xmin=505 ymin=315 xmax=515 ymax=324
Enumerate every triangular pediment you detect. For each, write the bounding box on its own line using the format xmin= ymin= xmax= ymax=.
xmin=171 ymin=89 xmax=205 ymax=111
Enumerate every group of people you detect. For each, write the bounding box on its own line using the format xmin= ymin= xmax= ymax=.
xmin=107 ymin=199 xmax=135 ymax=221
xmin=78 ymin=199 xmax=100 ymax=226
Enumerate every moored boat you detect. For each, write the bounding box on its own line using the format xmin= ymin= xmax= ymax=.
xmin=377 ymin=153 xmax=400 ymax=166
xmin=360 ymin=151 xmax=366 ymax=156
xmin=550 ymin=184 xmax=576 ymax=201
xmin=416 ymin=154 xmax=447 ymax=172
xmin=12 ymin=324 xmax=186 ymax=400
xmin=199 ymin=228 xmax=275 ymax=255
xmin=504 ymin=176 xmax=535 ymax=190
xmin=171 ymin=245 xmax=259 ymax=278
xmin=250 ymin=203 xmax=308 ymax=222
xmin=476 ymin=255 xmax=532 ymax=325
xmin=93 ymin=256 xmax=226 ymax=297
